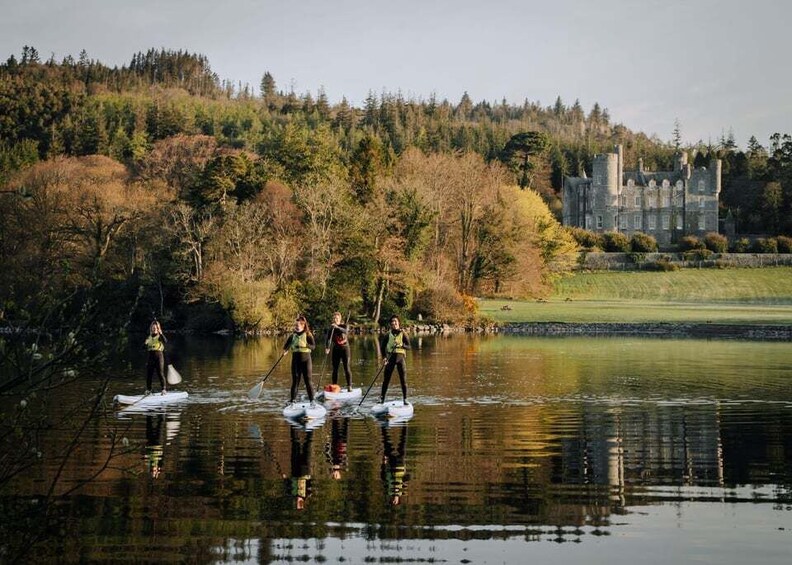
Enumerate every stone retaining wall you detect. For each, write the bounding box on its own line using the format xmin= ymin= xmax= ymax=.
xmin=498 ymin=322 xmax=792 ymax=341
xmin=578 ymin=252 xmax=792 ymax=271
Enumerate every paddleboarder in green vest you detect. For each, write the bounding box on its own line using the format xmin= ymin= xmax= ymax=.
xmin=283 ymin=315 xmax=316 ymax=406
xmin=324 ymin=311 xmax=352 ymax=391
xmin=378 ymin=315 xmax=411 ymax=405
xmin=144 ymin=320 xmax=167 ymax=395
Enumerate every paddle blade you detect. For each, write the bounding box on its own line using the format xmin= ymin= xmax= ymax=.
xmin=166 ymin=364 xmax=182 ymax=385
xmin=247 ymin=380 xmax=264 ymax=400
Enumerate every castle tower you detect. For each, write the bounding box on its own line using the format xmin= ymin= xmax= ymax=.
xmin=592 ymin=151 xmax=619 ymax=230
xmin=674 ymin=151 xmax=688 ymax=172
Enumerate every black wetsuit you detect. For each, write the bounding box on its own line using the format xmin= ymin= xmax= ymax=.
xmin=284 ymin=330 xmax=315 ymax=403
xmin=378 ymin=329 xmax=411 ymax=403
xmin=325 ymin=323 xmax=351 ymax=389
xmin=145 ymin=333 xmax=167 ymax=392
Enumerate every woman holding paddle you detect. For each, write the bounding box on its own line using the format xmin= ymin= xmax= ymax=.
xmin=378 ymin=315 xmax=411 ymax=405
xmin=324 ymin=311 xmax=352 ymax=392
xmin=283 ymin=315 xmax=317 ymax=407
xmin=144 ymin=320 xmax=168 ymax=395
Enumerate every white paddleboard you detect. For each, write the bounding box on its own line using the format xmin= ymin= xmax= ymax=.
xmin=114 ymin=391 xmax=189 ymax=407
xmin=283 ymin=401 xmax=327 ymax=421
xmin=318 ymin=387 xmax=362 ymax=402
xmin=371 ymin=400 xmax=414 ymax=419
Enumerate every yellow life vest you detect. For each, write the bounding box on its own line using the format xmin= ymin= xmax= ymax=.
xmin=386 ymin=331 xmax=406 ymax=355
xmin=290 ymin=332 xmax=311 ymax=353
xmin=145 ymin=335 xmax=164 ymax=352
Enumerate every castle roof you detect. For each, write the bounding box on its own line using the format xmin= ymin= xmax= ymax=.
xmin=623 ymin=170 xmax=683 ymax=187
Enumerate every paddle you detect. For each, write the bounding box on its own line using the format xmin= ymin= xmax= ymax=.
xmin=247 ymin=338 xmax=291 ymax=400
xmin=357 ymin=350 xmax=394 ymax=408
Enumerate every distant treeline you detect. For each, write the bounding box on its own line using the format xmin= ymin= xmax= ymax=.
xmin=0 ymin=47 xmax=790 ymax=333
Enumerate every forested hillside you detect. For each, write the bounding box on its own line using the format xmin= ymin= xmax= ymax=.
xmin=1 ymin=47 xmax=790 ymax=332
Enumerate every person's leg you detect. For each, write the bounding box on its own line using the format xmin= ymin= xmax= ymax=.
xmin=396 ymin=356 xmax=407 ymax=403
xmin=380 ymin=361 xmax=395 ymax=403
xmin=331 ymin=348 xmax=341 ymax=385
xmin=303 ymin=355 xmax=314 ymax=402
xmin=341 ymin=346 xmax=352 ymax=389
xmin=156 ymin=351 xmax=166 ymax=392
xmin=290 ymin=357 xmax=299 ymax=403
xmin=146 ymin=355 xmax=155 ymax=392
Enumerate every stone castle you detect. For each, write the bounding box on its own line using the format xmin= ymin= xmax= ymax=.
xmin=562 ymin=145 xmax=721 ymax=247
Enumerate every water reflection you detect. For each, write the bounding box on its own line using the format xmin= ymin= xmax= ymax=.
xmin=144 ymin=415 xmax=165 ymax=479
xmin=5 ymin=335 xmax=792 ymax=563
xmin=380 ymin=424 xmax=409 ymax=506
xmin=325 ymin=418 xmax=349 ymax=481
xmin=285 ymin=426 xmax=313 ymax=510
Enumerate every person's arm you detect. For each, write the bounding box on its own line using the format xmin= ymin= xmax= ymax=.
xmin=283 ymin=335 xmax=293 ymax=352
xmin=306 ymin=333 xmax=316 ymax=351
xmin=335 ymin=324 xmax=349 ymax=338
xmin=401 ymin=332 xmax=411 ymax=350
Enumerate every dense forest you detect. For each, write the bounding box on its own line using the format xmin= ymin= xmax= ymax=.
xmin=1 ymin=47 xmax=790 ymax=333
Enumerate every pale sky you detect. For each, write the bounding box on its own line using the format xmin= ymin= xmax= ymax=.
xmin=1 ymin=0 xmax=789 ymax=149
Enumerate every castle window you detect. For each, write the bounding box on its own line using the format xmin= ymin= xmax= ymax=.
xmin=595 ymin=175 xmax=602 ymax=185
xmin=662 ymin=215 xmax=670 ymax=229
xmin=648 ymin=216 xmax=656 ymax=230
xmin=698 ymin=216 xmax=705 ymax=230
xmin=662 ymin=179 xmax=670 ymax=189
xmin=635 ymin=195 xmax=641 ymax=207
xmin=621 ymin=195 xmax=627 ymax=207
xmin=698 ymin=180 xmax=705 ymax=192
xmin=649 ymin=180 xmax=656 ymax=188
xmin=597 ymin=215 xmax=603 ymax=229
xmin=634 ymin=215 xmax=642 ymax=229
xmin=676 ymin=215 xmax=683 ymax=229
xmin=662 ymin=194 xmax=671 ymax=207
xmin=676 ymin=180 xmax=684 ymax=190
xmin=627 ymin=179 xmax=635 ymax=189
xmin=699 ymin=198 xmax=705 ymax=208
xmin=585 ymin=216 xmax=592 ymax=230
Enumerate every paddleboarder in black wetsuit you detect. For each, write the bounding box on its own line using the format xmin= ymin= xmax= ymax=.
xmin=144 ymin=321 xmax=167 ymax=395
xmin=324 ymin=311 xmax=352 ymax=391
xmin=283 ymin=315 xmax=316 ymax=406
xmin=380 ymin=424 xmax=409 ymax=505
xmin=378 ymin=315 xmax=411 ymax=405
xmin=284 ymin=426 xmax=313 ymax=510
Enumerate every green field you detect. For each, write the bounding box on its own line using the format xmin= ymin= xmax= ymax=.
xmin=480 ymin=267 xmax=792 ymax=325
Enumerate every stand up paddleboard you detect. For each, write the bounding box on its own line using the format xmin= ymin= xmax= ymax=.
xmin=371 ymin=400 xmax=414 ymax=419
xmin=283 ymin=401 xmax=327 ymax=421
xmin=114 ymin=391 xmax=189 ymax=408
xmin=317 ymin=387 xmax=362 ymax=402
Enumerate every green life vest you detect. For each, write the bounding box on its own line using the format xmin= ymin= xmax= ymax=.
xmin=145 ymin=335 xmax=164 ymax=352
xmin=290 ymin=332 xmax=311 ymax=353
xmin=386 ymin=331 xmax=406 ymax=355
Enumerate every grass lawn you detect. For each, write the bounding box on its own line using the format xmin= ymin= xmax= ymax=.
xmin=480 ymin=267 xmax=792 ymax=325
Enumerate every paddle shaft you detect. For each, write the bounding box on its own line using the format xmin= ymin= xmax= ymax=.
xmin=358 ymin=351 xmax=393 ymax=407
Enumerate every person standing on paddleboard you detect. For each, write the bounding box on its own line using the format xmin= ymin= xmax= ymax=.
xmin=378 ymin=315 xmax=411 ymax=405
xmin=283 ymin=315 xmax=316 ymax=406
xmin=145 ymin=320 xmax=167 ymax=395
xmin=325 ymin=311 xmax=352 ymax=392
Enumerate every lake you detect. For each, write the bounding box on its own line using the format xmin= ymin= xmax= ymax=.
xmin=3 ymin=334 xmax=792 ymax=563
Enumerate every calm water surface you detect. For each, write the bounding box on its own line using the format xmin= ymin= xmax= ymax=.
xmin=5 ymin=335 xmax=792 ymax=563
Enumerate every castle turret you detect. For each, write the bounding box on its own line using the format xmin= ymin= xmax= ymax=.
xmin=711 ymin=158 xmax=722 ymax=194
xmin=674 ymin=151 xmax=688 ymax=172
xmin=638 ymin=157 xmax=644 ymax=174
